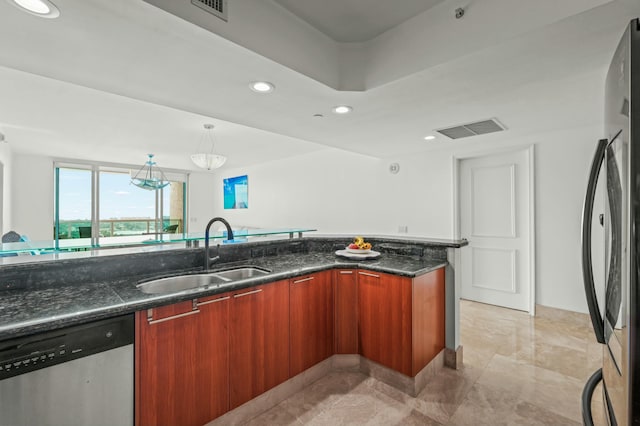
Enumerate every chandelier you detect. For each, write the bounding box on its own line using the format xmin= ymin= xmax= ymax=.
xmin=130 ymin=154 xmax=170 ymax=191
xmin=191 ymin=124 xmax=227 ymax=170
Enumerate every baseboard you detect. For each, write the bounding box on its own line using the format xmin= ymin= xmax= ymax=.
xmin=359 ymin=350 xmax=445 ymax=397
xmin=208 ymin=351 xmax=446 ymax=425
xmin=535 ymin=304 xmax=592 ymax=328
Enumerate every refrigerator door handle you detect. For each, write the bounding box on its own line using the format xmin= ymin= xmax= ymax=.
xmin=581 ymin=138 xmax=607 ymax=344
xmin=581 ymin=368 xmax=603 ymax=426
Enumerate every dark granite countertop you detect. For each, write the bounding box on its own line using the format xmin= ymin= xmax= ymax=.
xmin=0 ymin=250 xmax=446 ymax=341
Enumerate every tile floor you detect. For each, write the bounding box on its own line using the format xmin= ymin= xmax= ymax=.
xmin=242 ymin=300 xmax=604 ymax=425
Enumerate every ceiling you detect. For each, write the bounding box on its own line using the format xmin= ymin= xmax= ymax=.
xmin=271 ymin=0 xmax=444 ymax=42
xmin=0 ymin=0 xmax=639 ymax=171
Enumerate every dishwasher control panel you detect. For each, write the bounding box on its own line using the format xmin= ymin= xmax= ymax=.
xmin=0 ymin=314 xmax=133 ymax=380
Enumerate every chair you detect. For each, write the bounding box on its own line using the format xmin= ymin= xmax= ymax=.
xmin=2 ymin=231 xmax=21 ymax=243
xmin=163 ymin=224 xmax=179 ymax=234
xmin=78 ymin=226 xmax=92 ymax=238
xmin=1 ymin=231 xmax=35 ymax=257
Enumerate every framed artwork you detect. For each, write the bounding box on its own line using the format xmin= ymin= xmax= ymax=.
xmin=223 ymin=175 xmax=248 ymax=209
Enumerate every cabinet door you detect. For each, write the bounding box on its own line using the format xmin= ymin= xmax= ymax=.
xmin=229 ymin=280 xmax=289 ymax=409
xmin=135 ymin=295 xmax=230 ymax=426
xmin=412 ymin=268 xmax=445 ymax=375
xmin=358 ymin=271 xmax=412 ymax=376
xmin=195 ymin=293 xmax=232 ymax=419
xmin=290 ymin=271 xmax=334 ymax=376
xmin=334 ymin=269 xmax=358 ymax=354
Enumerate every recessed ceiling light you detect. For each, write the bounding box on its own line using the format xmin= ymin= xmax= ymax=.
xmin=424 ymin=135 xmax=436 ymax=141
xmin=9 ymin=0 xmax=60 ymax=18
xmin=332 ymin=105 xmax=353 ymax=114
xmin=250 ymin=81 xmax=275 ymax=93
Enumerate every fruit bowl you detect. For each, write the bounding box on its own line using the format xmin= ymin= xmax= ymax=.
xmin=346 ymin=247 xmax=372 ymax=254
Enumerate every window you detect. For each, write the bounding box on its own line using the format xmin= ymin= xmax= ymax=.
xmin=54 ymin=161 xmax=188 ymax=246
xmin=55 ymin=166 xmax=92 ymax=240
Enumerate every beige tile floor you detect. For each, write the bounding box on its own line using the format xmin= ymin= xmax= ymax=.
xmin=242 ymin=300 xmax=605 ymax=425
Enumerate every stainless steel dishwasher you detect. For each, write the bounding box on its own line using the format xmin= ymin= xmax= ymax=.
xmin=0 ymin=314 xmax=134 ymax=426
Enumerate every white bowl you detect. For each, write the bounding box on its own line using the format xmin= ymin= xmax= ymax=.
xmin=345 ymin=247 xmax=372 ymax=254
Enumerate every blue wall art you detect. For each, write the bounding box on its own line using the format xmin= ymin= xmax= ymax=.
xmin=223 ymin=175 xmax=248 ymax=209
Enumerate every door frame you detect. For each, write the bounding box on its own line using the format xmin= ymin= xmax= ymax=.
xmin=451 ymin=145 xmax=536 ymax=315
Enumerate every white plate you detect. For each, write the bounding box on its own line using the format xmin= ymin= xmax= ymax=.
xmin=335 ymin=249 xmax=381 ymax=259
xmin=346 ymin=247 xmax=371 ymax=254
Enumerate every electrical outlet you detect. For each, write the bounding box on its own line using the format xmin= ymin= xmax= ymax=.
xmin=398 ymin=225 xmax=408 ymax=233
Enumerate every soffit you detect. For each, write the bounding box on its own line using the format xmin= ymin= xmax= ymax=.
xmin=271 ymin=0 xmax=444 ymax=42
xmin=0 ymin=0 xmax=638 ymax=168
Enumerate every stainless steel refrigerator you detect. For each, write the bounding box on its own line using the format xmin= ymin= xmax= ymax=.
xmin=582 ymin=18 xmax=640 ymax=426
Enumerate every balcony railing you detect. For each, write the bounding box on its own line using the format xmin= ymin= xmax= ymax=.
xmin=57 ymin=219 xmax=183 ymax=239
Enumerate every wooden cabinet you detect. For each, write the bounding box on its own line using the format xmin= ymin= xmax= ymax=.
xmin=334 ymin=269 xmax=358 ymax=354
xmin=289 ymin=271 xmax=334 ymax=376
xmin=358 ymin=270 xmax=413 ymax=376
xmin=358 ymin=268 xmax=445 ymax=377
xmin=135 ymin=293 xmax=230 ymax=426
xmin=134 ymin=265 xmax=445 ymax=424
xmin=411 ymin=267 xmax=445 ymax=375
xmin=229 ymin=280 xmax=289 ymax=409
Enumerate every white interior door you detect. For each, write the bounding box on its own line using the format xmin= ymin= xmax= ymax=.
xmin=459 ymin=148 xmax=533 ymax=312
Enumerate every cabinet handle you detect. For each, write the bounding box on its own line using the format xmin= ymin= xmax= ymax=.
xmin=147 ymin=309 xmax=200 ymax=325
xmin=293 ymin=277 xmax=315 ymax=284
xmin=233 ymin=289 xmax=263 ymax=298
xmin=339 ymin=271 xmax=353 ymax=275
xmin=358 ymin=272 xmax=380 ymax=278
xmin=197 ymin=296 xmax=230 ymax=307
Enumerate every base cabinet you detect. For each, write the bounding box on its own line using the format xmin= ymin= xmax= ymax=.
xmin=411 ymin=267 xmax=445 ymax=375
xmin=135 ymin=267 xmax=445 ymax=424
xmin=290 ymin=271 xmax=334 ymax=376
xmin=334 ymin=269 xmax=358 ymax=354
xmin=358 ymin=271 xmax=413 ymax=376
xmin=229 ymin=280 xmax=289 ymax=409
xmin=135 ymin=294 xmax=230 ymax=426
xmin=358 ymin=268 xmax=445 ymax=377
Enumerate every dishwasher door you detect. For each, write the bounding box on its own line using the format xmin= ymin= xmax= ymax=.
xmin=0 ymin=345 xmax=133 ymax=426
xmin=0 ymin=315 xmax=134 ymax=426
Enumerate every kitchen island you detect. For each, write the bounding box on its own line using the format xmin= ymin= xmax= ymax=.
xmin=0 ymin=235 xmax=466 ymax=426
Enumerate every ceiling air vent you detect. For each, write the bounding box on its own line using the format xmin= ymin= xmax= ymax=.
xmin=191 ymin=0 xmax=228 ymax=22
xmin=436 ymin=118 xmax=505 ymax=140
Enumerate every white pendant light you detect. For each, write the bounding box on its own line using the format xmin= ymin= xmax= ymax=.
xmin=190 ymin=124 xmax=227 ymax=170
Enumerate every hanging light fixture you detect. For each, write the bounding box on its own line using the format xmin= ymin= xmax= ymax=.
xmin=130 ymin=154 xmax=170 ymax=191
xmin=191 ymin=124 xmax=227 ymax=170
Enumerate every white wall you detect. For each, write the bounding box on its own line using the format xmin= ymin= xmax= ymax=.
xmin=0 ymin=141 xmax=12 ymax=235
xmin=533 ymin=127 xmax=603 ymax=313
xmin=8 ymin=125 xmax=603 ymax=313
xmin=210 ymin=126 xmax=602 ymax=314
xmin=188 ymin=172 xmax=217 ymax=232
xmin=211 ymin=148 xmax=386 ymax=234
xmin=10 ymin=153 xmax=53 ymax=241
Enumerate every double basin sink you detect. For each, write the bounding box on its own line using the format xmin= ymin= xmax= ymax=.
xmin=137 ymin=267 xmax=270 ymax=294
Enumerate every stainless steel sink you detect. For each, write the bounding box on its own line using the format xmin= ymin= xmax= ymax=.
xmin=214 ymin=267 xmax=270 ymax=281
xmin=137 ymin=267 xmax=271 ymax=294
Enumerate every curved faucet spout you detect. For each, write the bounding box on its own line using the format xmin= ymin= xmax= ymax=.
xmin=204 ymin=217 xmax=234 ymax=271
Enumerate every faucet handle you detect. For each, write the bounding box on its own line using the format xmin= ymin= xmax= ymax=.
xmin=207 ymin=256 xmax=220 ymax=269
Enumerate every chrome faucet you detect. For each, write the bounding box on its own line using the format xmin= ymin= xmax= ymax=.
xmin=204 ymin=217 xmax=234 ymax=271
